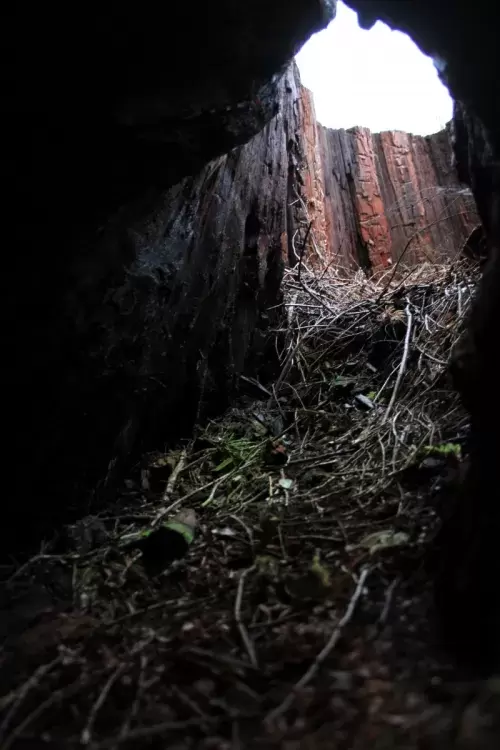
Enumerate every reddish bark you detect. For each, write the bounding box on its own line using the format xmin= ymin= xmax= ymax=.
xmin=295 ymin=97 xmax=480 ymax=272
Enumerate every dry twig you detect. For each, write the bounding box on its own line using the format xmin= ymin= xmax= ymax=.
xmin=265 ymin=566 xmax=372 ymax=723
xmin=234 ymin=565 xmax=258 ymax=668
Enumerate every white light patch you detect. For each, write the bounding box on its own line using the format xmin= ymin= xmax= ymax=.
xmin=295 ymin=1 xmax=453 ymax=135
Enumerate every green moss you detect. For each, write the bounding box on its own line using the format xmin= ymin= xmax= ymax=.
xmin=422 ymin=442 xmax=461 ymax=458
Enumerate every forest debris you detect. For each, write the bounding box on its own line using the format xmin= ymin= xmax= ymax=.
xmin=266 ymin=567 xmax=372 ymax=724
xmin=120 ymin=509 xmax=196 ymax=572
xmin=348 ymin=530 xmax=410 ymax=555
xmin=355 ymin=393 xmax=376 ymax=410
xmin=1 ymin=260 xmax=489 ymax=749
xmin=263 ymin=440 xmax=289 ymax=466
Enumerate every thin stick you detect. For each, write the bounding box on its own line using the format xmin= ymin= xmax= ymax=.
xmin=229 ymin=514 xmax=254 ymax=548
xmin=116 ymin=655 xmax=147 ymax=747
xmin=239 ymin=374 xmax=273 ymax=397
xmin=91 ymin=718 xmax=210 ymax=749
xmin=81 ymin=664 xmax=127 ymax=745
xmin=297 ymin=222 xmax=313 ymax=283
xmin=152 ymin=445 xmax=262 ymax=523
xmin=378 ymin=576 xmax=400 ymax=625
xmin=234 ymin=566 xmax=258 ymax=668
xmin=151 ymin=450 xmax=188 ymax=525
xmin=0 ymin=656 xmax=61 ymax=743
xmin=5 ymin=553 xmax=43 ymax=584
xmin=2 ymin=680 xmax=84 ymax=750
xmin=382 ymin=302 xmax=413 ymax=423
xmin=265 ymin=566 xmax=371 ymax=723
xmin=164 ymin=449 xmax=187 ymax=499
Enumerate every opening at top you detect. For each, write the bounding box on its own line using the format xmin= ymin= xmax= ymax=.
xmin=295 ymin=1 xmax=453 ymax=136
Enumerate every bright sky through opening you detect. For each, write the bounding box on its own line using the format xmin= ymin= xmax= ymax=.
xmin=295 ymin=1 xmax=453 ymax=136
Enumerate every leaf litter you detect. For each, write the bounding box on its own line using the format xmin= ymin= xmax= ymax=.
xmin=2 ymin=259 xmax=500 ymax=748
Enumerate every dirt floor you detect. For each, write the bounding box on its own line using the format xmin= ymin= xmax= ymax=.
xmin=2 ymin=261 xmax=500 ymax=749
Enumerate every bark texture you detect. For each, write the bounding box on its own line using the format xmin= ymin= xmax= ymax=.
xmin=295 ymin=86 xmax=479 ymax=272
xmin=3 ymin=3 xmax=334 ymax=548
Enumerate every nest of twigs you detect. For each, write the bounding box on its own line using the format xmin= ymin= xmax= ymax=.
xmin=273 ymin=261 xmax=476 ymax=503
xmin=3 ymin=259 xmax=498 ymax=750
